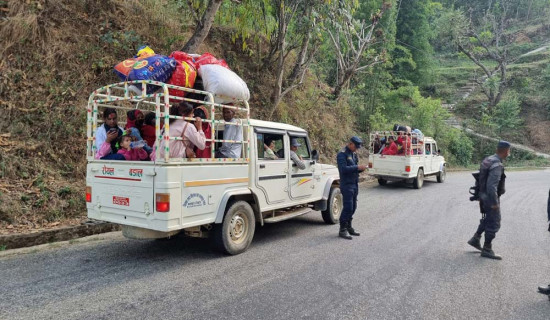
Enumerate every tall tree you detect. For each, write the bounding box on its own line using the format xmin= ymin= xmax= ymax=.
xmin=392 ymin=0 xmax=435 ymax=85
xmin=181 ymin=0 xmax=225 ymax=53
xmin=438 ymin=6 xmax=510 ymax=108
xmin=267 ymin=0 xmax=323 ymax=119
xmin=326 ymin=1 xmax=390 ymax=98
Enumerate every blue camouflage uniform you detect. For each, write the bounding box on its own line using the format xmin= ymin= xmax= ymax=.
xmin=475 ymin=154 xmax=506 ymax=243
xmin=337 ymin=145 xmax=362 ymax=224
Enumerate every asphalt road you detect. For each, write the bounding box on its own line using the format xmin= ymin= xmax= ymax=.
xmin=1 ymin=170 xmax=550 ymax=320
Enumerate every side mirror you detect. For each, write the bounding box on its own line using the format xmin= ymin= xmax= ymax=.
xmin=437 ymin=149 xmax=441 ymax=155
xmin=312 ymin=149 xmax=319 ymax=161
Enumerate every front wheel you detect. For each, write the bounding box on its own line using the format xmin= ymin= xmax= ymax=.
xmin=321 ymin=186 xmax=342 ymax=224
xmin=437 ymin=166 xmax=446 ymax=183
xmin=413 ymin=168 xmax=424 ymax=189
xmin=377 ymin=178 xmax=387 ymax=186
xmin=213 ymin=200 xmax=256 ymax=255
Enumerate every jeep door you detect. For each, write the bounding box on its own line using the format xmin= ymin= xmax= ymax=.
xmin=254 ymin=129 xmax=289 ymax=205
xmin=288 ymin=133 xmax=315 ymax=200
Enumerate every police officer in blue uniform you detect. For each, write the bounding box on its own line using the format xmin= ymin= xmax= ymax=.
xmin=467 ymin=141 xmax=510 ymax=260
xmin=537 ymin=188 xmax=550 ymax=295
xmin=337 ymin=136 xmax=367 ymax=240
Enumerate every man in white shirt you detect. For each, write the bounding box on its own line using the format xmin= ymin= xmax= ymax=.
xmin=215 ymin=107 xmax=243 ymax=158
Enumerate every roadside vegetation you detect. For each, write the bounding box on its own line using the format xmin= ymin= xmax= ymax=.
xmin=0 ymin=0 xmax=548 ymax=230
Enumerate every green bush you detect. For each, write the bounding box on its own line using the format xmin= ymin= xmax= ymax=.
xmin=442 ymin=129 xmax=474 ymax=166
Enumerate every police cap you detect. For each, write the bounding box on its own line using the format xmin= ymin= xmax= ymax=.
xmin=350 ymin=136 xmax=363 ymax=148
xmin=497 ymin=140 xmax=511 ymax=149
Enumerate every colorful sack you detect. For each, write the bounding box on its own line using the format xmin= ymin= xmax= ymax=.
xmin=114 ymin=55 xmax=176 ymax=93
xmin=167 ymin=51 xmax=198 ymax=99
xmin=198 ymin=64 xmax=250 ymax=103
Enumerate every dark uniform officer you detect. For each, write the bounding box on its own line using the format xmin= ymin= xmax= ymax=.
xmin=467 ymin=140 xmax=510 ymax=260
xmin=537 ymin=188 xmax=550 ymax=295
xmin=336 ymin=136 xmax=367 ymax=240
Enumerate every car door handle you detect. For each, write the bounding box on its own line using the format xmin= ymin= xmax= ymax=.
xmin=260 ymin=164 xmax=265 ymax=169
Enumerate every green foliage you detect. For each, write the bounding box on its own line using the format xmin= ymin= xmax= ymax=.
xmin=491 ymin=94 xmax=523 ymax=136
xmin=442 ymin=129 xmax=474 ymax=166
xmin=392 ymin=0 xmax=435 ymax=85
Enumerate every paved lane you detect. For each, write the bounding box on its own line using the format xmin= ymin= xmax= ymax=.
xmin=1 ymin=170 xmax=550 ymax=319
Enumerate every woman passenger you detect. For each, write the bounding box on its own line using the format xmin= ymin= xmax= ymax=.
xmin=151 ymin=102 xmax=206 ymax=160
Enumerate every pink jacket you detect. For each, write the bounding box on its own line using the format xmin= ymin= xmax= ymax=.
xmin=117 ymin=148 xmax=149 ymax=161
xmin=152 ymin=120 xmax=206 ymax=160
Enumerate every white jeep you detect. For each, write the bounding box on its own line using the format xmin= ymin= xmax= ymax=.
xmin=85 ymin=81 xmax=342 ymax=254
xmin=367 ymin=131 xmax=446 ymax=189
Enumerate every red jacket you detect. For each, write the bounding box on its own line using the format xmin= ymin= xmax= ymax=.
xmin=141 ymin=124 xmax=156 ymax=147
xmin=195 ymin=124 xmax=212 ymax=158
xmin=382 ymin=142 xmax=398 ymax=155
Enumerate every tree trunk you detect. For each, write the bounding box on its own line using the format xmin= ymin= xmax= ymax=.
xmin=269 ymin=4 xmax=288 ymax=120
xmin=181 ymin=0 xmax=223 ymax=53
xmin=333 ymin=68 xmax=354 ymax=98
xmin=287 ymin=5 xmax=313 ymax=85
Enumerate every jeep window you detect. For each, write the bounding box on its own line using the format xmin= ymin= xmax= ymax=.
xmin=290 ymin=136 xmax=310 ymax=159
xmin=257 ymin=133 xmax=285 ymax=160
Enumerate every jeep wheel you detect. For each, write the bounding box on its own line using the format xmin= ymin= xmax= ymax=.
xmin=213 ymin=200 xmax=255 ymax=255
xmin=321 ymin=186 xmax=342 ymax=224
xmin=437 ymin=166 xmax=446 ymax=183
xmin=413 ymin=168 xmax=424 ymax=189
xmin=377 ymin=178 xmax=387 ymax=186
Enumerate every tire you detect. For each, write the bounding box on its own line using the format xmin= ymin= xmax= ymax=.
xmin=213 ymin=200 xmax=256 ymax=255
xmin=437 ymin=165 xmax=446 ymax=183
xmin=377 ymin=178 xmax=387 ymax=186
xmin=321 ymin=186 xmax=343 ymax=224
xmin=413 ymin=168 xmax=424 ymax=189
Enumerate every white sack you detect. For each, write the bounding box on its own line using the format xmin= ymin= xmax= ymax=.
xmin=198 ymin=64 xmax=250 ymax=103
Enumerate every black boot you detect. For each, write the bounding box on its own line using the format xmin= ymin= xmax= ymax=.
xmin=467 ymin=234 xmax=482 ymax=251
xmin=538 ymin=285 xmax=550 ymax=295
xmin=339 ymin=221 xmax=352 ymax=240
xmin=480 ymin=243 xmax=502 ymax=260
xmin=347 ymin=219 xmax=360 ymax=236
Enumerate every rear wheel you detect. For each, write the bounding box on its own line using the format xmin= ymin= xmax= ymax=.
xmin=321 ymin=186 xmax=342 ymax=224
xmin=413 ymin=168 xmax=424 ymax=189
xmin=437 ymin=165 xmax=446 ymax=183
xmin=377 ymin=178 xmax=387 ymax=186
xmin=213 ymin=200 xmax=256 ymax=255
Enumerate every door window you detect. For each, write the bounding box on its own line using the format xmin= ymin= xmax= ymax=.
xmin=289 ymin=136 xmax=310 ymax=159
xmin=257 ymin=133 xmax=285 ymax=160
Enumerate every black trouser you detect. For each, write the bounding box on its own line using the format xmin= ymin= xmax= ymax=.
xmin=340 ymin=184 xmax=358 ymax=224
xmin=476 ymin=203 xmax=501 ymax=244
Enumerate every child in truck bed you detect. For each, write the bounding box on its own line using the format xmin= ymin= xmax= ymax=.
xmin=116 ymin=135 xmax=149 ymax=161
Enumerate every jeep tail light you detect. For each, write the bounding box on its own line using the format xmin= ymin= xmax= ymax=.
xmin=405 ymin=166 xmax=411 ymax=172
xmin=156 ymin=193 xmax=170 ymax=212
xmin=368 ymin=162 xmax=373 ymax=168
xmin=86 ymin=186 xmax=92 ymax=203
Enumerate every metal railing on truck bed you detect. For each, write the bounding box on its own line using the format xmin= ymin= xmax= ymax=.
xmin=369 ymin=131 xmax=427 ymax=156
xmin=86 ymin=80 xmax=250 ymax=164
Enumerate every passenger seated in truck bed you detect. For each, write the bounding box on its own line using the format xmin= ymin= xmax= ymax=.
xmin=116 ymin=135 xmax=149 ymax=161
xmin=381 ymin=136 xmax=398 ymax=156
xmin=94 ymin=108 xmax=125 ymax=160
xmin=151 ymin=102 xmax=206 ymax=160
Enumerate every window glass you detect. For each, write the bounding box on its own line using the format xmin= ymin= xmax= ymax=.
xmin=257 ymin=133 xmax=285 ymax=160
xmin=290 ymin=136 xmax=310 ymax=159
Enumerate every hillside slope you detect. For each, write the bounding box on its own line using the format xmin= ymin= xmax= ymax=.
xmin=0 ymin=0 xmax=353 ymax=232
